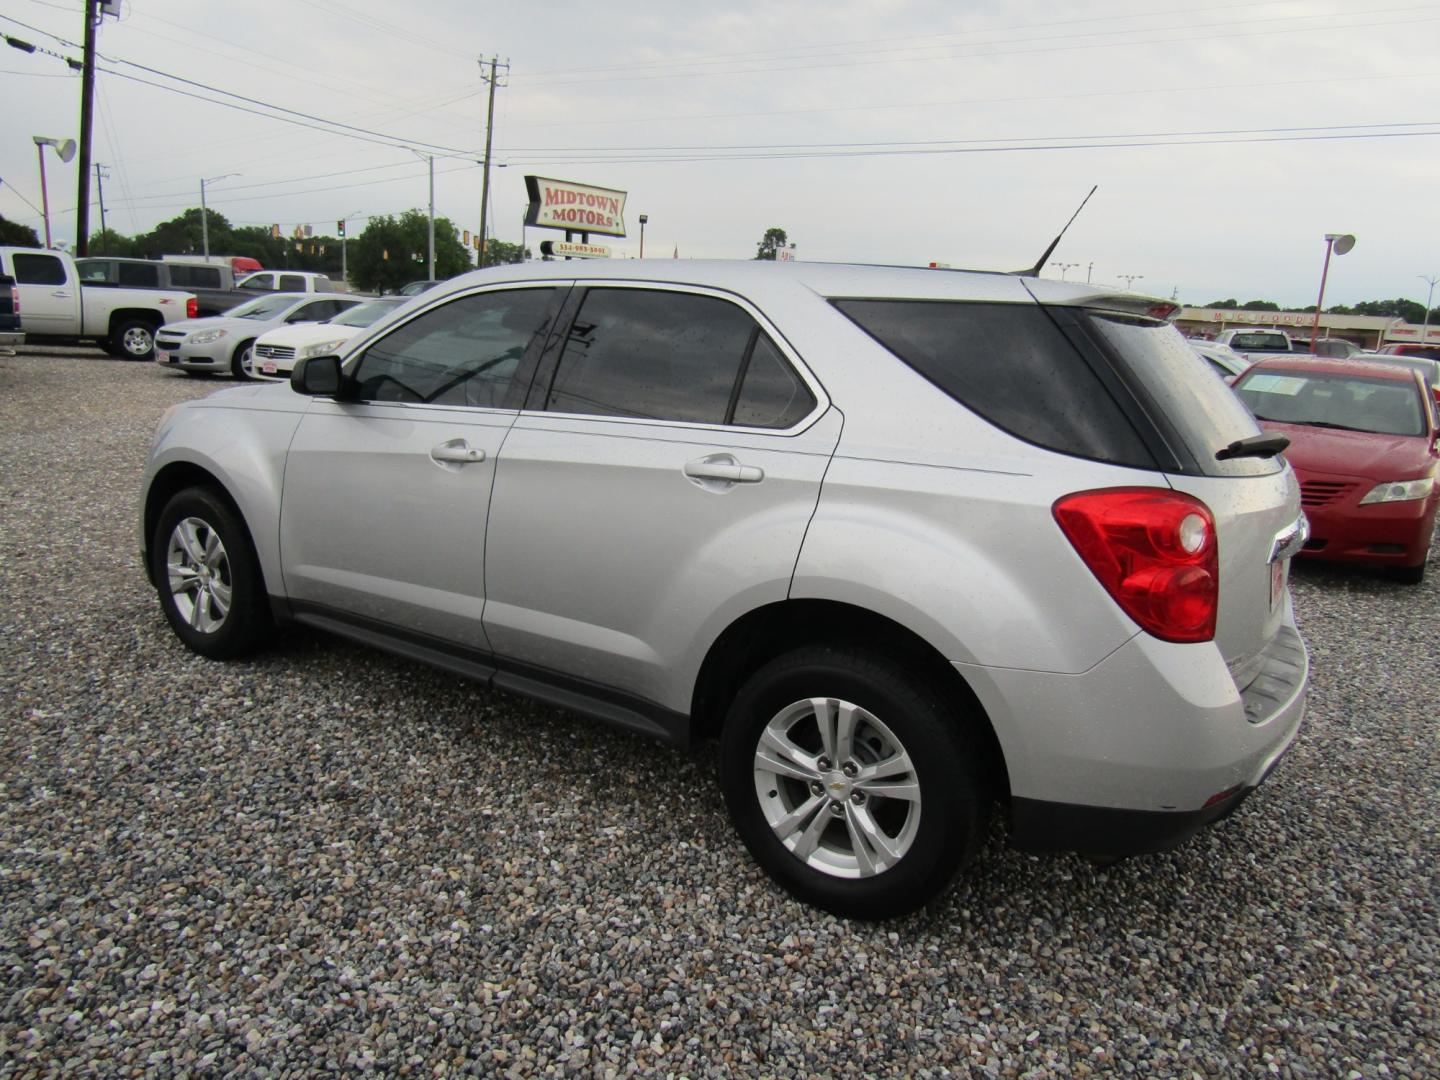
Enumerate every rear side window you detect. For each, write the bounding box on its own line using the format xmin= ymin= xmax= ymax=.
xmin=76 ymin=260 xmax=112 ymax=284
xmin=832 ymin=299 xmax=1153 ymax=466
xmin=118 ymin=262 xmax=160 ymax=287
xmin=170 ymin=265 xmax=222 ymax=289
xmin=279 ymin=274 xmax=307 ymax=292
xmin=12 ymin=253 xmax=67 ymax=286
xmin=544 ymin=288 xmax=812 ymax=427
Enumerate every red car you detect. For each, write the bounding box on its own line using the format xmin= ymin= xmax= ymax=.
xmin=1232 ymin=356 xmax=1440 ymax=583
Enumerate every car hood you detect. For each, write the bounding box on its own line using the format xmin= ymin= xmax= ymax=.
xmin=254 ymin=322 xmax=365 ymax=349
xmin=162 ymin=314 xmax=281 ymax=336
xmin=1259 ymin=420 xmax=1436 ymax=480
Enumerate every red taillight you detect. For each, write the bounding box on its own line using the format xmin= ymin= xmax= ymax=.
xmin=11 ymin=286 xmax=18 ymax=313
xmin=1053 ymin=488 xmax=1219 ymax=643
xmin=186 ymin=297 xmax=198 ymax=318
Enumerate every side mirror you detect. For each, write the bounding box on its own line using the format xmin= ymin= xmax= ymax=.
xmin=290 ymin=354 xmax=349 ymax=397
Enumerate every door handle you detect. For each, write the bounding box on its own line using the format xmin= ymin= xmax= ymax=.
xmin=430 ymin=441 xmax=486 ymax=465
xmin=51 ymin=290 xmax=73 ymax=298
xmin=684 ymin=456 xmax=764 ymax=485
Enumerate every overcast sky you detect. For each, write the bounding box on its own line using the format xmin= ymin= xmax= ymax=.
xmin=1 ymin=0 xmax=1436 ymax=307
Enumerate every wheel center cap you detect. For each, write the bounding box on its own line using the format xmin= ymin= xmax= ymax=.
xmin=823 ymin=771 xmax=851 ymax=799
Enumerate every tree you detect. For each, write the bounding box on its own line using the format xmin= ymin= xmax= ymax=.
xmin=754 ymin=227 xmax=789 ymax=260
xmin=133 ymin=207 xmax=234 ymax=259
xmin=0 ymin=214 xmax=41 ymax=247
xmin=1240 ymin=300 xmax=1279 ymax=311
xmin=1205 ymin=298 xmax=1240 ymax=309
xmin=482 ymin=238 xmax=529 ymax=266
xmin=87 ymin=228 xmax=138 ymax=257
xmin=348 ymin=210 xmax=472 ymax=293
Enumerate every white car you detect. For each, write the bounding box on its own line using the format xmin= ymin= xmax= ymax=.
xmin=236 ymin=270 xmax=336 ymax=294
xmin=154 ymin=293 xmax=365 ymax=378
xmin=1191 ymin=341 xmax=1250 ymax=380
xmin=247 ymin=297 xmax=408 ymax=381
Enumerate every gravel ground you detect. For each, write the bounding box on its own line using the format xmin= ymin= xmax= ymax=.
xmin=1 ymin=346 xmax=1436 ymax=1077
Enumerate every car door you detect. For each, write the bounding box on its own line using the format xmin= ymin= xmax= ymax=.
xmin=278 ymin=284 xmax=563 ymax=650
xmin=482 ymin=283 xmax=840 ymax=714
xmin=8 ymin=251 xmax=76 ymax=335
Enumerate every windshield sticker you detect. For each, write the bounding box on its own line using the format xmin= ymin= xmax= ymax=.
xmin=1242 ymin=374 xmax=1305 ymax=396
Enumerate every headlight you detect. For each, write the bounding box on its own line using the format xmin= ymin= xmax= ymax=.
xmin=299 ymin=339 xmax=347 ymax=359
xmin=188 ymin=329 xmax=228 ymax=345
xmin=1359 ymin=477 xmax=1435 ymax=505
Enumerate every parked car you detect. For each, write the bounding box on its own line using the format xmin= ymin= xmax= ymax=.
xmin=154 ymin=293 xmax=365 ymax=378
xmin=1290 ymin=337 xmax=1366 ymax=360
xmin=0 ymin=273 xmax=22 ymax=351
xmin=1191 ymin=341 xmax=1249 ymax=379
xmin=1213 ymin=327 xmax=1297 ymax=363
xmin=236 ymin=270 xmax=335 ymax=294
xmin=0 ymin=246 xmax=196 ymax=359
xmin=141 ymin=261 xmax=1309 ymax=918
xmin=1232 ymin=355 xmax=1440 ymax=583
xmin=246 ymin=297 xmax=408 ymax=381
xmin=1375 ymin=342 xmax=1440 ymax=362
xmin=77 ymin=256 xmax=254 ymax=317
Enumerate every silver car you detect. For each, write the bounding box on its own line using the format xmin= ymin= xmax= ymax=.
xmin=140 ymin=261 xmax=1309 ymax=918
xmin=154 ymin=293 xmax=365 ymax=378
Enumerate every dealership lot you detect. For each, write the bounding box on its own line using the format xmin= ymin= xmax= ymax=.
xmin=1 ymin=347 xmax=1435 ymax=1075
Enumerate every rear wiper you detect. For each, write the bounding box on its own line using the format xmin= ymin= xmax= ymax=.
xmin=1215 ymin=433 xmax=1290 ymax=461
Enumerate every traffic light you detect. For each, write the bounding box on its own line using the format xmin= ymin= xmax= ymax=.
xmin=337 ymin=219 xmax=345 ymax=236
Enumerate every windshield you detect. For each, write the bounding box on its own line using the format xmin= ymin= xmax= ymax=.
xmin=330 ymin=299 xmax=404 ymax=328
xmin=224 ymin=295 xmax=300 ymax=320
xmin=1235 ymin=370 xmax=1425 ymax=437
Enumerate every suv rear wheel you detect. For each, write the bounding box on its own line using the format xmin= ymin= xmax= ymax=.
xmin=111 ymin=318 xmax=157 ymax=361
xmin=720 ymin=646 xmax=987 ymax=919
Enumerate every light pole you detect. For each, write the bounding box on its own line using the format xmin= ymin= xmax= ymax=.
xmin=340 ymin=210 xmax=362 ymax=287
xmin=1308 ymin=233 xmax=1355 ymax=353
xmin=638 ymin=213 xmax=648 ymax=259
xmin=1050 ymin=261 xmax=1078 ymax=280
xmin=408 ymin=150 xmax=435 ymax=281
xmin=199 ymin=173 xmax=239 ymax=260
xmin=32 ymin=136 xmax=76 ymax=249
xmin=1420 ymin=274 xmax=1438 ymax=344
xmin=1087 ymin=261 xmax=1094 ymax=284
xmin=1119 ymin=273 xmax=1144 ymax=291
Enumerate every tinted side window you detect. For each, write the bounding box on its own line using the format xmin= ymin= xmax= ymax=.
xmin=76 ymin=259 xmax=113 ymax=284
xmin=171 ymin=265 xmax=222 ymax=289
xmin=12 ymin=254 xmax=67 ymax=286
xmin=353 ymin=288 xmax=554 ymax=408
xmin=733 ymin=334 xmax=815 ymax=428
xmin=292 ymin=300 xmax=336 ymax=322
xmin=118 ymin=262 xmax=160 ymax=287
xmin=279 ymin=275 xmax=307 ymax=292
xmin=241 ymin=275 xmax=272 ymax=290
xmin=545 ymin=289 xmax=756 ymax=424
xmin=833 ymin=299 xmax=1154 ymax=467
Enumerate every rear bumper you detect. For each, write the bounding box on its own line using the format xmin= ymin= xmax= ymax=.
xmin=958 ymin=612 xmax=1308 ymax=856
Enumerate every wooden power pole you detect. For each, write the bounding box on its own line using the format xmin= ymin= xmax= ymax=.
xmin=477 ymin=56 xmax=508 ymax=268
xmin=75 ymin=0 xmax=99 ymax=255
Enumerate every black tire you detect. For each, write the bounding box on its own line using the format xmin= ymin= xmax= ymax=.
xmin=151 ymin=487 xmax=269 ymax=659
xmin=100 ymin=339 xmax=124 ymax=357
xmin=231 ymin=339 xmax=256 ymax=380
xmin=719 ymin=645 xmax=988 ymax=919
xmin=110 ymin=318 xmax=157 ymax=361
xmin=1389 ymin=561 xmax=1426 ymax=585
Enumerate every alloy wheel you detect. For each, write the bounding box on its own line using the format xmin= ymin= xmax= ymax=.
xmin=165 ymin=516 xmax=232 ymax=633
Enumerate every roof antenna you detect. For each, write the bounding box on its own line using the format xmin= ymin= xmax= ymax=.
xmin=1017 ymin=185 xmax=1097 ymax=277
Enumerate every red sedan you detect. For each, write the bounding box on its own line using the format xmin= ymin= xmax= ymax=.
xmin=1232 ymin=356 xmax=1440 ymax=584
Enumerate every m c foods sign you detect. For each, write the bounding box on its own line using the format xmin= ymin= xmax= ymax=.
xmin=524 ymin=176 xmax=628 ymax=238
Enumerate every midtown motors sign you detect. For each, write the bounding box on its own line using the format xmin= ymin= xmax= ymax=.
xmin=524 ymin=176 xmax=627 ymax=237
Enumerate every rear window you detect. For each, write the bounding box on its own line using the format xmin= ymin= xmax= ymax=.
xmin=1227 ymin=332 xmax=1291 ymax=351
xmin=1086 ymin=313 xmax=1277 ymax=477
xmin=831 ymin=299 xmax=1154 ymax=467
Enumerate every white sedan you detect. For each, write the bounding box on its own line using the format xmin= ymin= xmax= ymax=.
xmin=246 ymin=297 xmax=409 ymax=381
xmin=155 ymin=293 xmax=366 ymax=378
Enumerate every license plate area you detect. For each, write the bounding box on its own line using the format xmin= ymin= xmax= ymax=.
xmin=261 ymin=361 xmax=277 ymax=374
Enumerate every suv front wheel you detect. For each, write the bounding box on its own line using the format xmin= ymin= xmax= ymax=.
xmin=720 ymin=646 xmax=987 ymax=919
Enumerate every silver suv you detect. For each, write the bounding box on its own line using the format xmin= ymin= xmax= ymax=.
xmin=141 ymin=261 xmax=1309 ymax=918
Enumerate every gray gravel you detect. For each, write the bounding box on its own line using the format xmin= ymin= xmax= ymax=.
xmin=1 ymin=346 xmax=1436 ymax=1077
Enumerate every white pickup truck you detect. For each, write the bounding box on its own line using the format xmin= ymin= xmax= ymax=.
xmin=0 ymin=247 xmax=196 ymax=360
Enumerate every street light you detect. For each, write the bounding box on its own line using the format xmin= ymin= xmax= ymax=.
xmin=1308 ymin=233 xmax=1355 ymax=353
xmin=32 ymin=136 xmax=76 ymax=249
xmin=1050 ymin=261 xmax=1078 ymax=281
xmin=1119 ymin=273 xmax=1144 ymax=291
xmin=1419 ymin=274 xmax=1438 ymax=345
xmin=638 ymin=213 xmax=648 ymax=259
xmin=199 ymin=173 xmax=239 ymax=261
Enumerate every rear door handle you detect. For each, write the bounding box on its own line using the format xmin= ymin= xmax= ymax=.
xmin=430 ymin=440 xmax=486 ymax=465
xmin=684 ymin=455 xmax=764 ymax=485
xmin=51 ymin=290 xmax=73 ymax=298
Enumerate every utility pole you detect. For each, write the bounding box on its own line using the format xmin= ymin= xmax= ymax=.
xmin=1420 ymin=274 xmax=1439 ymax=343
xmin=477 ymin=55 xmax=508 ymax=269
xmin=94 ymin=162 xmax=109 ymax=252
xmin=74 ymin=0 xmax=99 ymax=255
xmin=426 ymin=154 xmax=435 ymax=281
